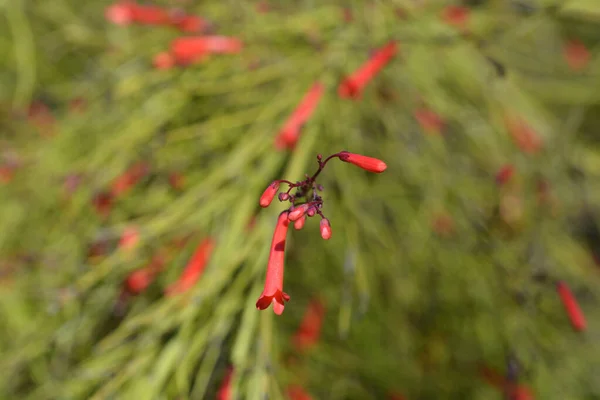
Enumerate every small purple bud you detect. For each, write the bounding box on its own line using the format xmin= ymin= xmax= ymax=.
xmin=317 ymin=154 xmax=322 ymax=161
xmin=317 ymin=184 xmax=324 ymax=191
xmin=278 ymin=192 xmax=289 ymax=201
xmin=307 ymin=206 xmax=316 ymax=217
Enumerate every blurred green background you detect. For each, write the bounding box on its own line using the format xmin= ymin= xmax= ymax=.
xmin=1 ymin=0 xmax=600 ymax=399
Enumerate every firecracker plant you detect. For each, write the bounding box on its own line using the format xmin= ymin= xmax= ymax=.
xmin=256 ymin=152 xmax=387 ymax=314
xmin=1 ymin=1 xmax=600 ymax=400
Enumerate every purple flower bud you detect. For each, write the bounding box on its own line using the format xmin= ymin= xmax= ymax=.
xmin=307 ymin=206 xmax=316 ymax=217
xmin=278 ymin=192 xmax=289 ymax=201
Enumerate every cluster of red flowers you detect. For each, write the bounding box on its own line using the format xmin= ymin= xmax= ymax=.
xmin=105 ymin=1 xmax=243 ymax=69
xmin=256 ymin=152 xmax=387 ymax=315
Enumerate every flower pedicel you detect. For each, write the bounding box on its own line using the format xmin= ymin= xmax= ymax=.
xmin=256 ymin=151 xmax=387 ymax=314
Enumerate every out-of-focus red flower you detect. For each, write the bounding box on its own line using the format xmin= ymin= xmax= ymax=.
xmin=123 ymin=254 xmax=165 ymax=295
xmin=432 ymin=213 xmax=454 ymax=237
xmin=274 ymin=82 xmax=325 ymax=151
xmin=171 ymin=36 xmax=243 ymax=65
xmin=217 ymin=367 xmax=233 ymax=400
xmin=441 ymin=5 xmax=470 ymax=30
xmin=105 ymin=2 xmax=136 ymax=25
xmin=164 ymin=237 xmax=216 ymax=296
xmin=414 ymin=108 xmax=445 ymax=135
xmin=564 ymin=39 xmax=590 ymax=71
xmin=119 ymin=226 xmax=140 ymax=252
xmin=293 ymin=297 xmax=326 ymax=351
xmin=480 ymin=366 xmax=535 ymax=400
xmin=153 ymin=52 xmax=176 ymax=70
xmin=505 ymin=117 xmax=543 ymax=154
xmin=168 ymin=172 xmax=185 ymax=190
xmin=338 ymin=41 xmax=398 ymax=99
xmin=92 ymin=191 xmax=114 ymax=218
xmin=0 ymin=165 xmax=14 ymax=184
xmin=110 ymin=161 xmax=150 ymax=198
xmin=256 ymin=211 xmax=291 ymax=315
xmin=496 ymin=164 xmax=515 ymax=186
xmin=556 ymin=281 xmax=586 ymax=332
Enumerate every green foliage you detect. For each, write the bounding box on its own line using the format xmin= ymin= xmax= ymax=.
xmin=1 ymin=0 xmax=600 ymax=399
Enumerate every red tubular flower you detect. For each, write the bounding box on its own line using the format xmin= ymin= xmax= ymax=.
xmin=338 ymin=151 xmax=387 ymax=173
xmin=217 ymin=367 xmax=233 ymax=400
xmin=564 ymin=39 xmax=590 ymax=71
xmin=275 ymin=82 xmax=325 ymax=150
xmin=130 ymin=4 xmax=171 ymax=26
xmin=480 ymin=366 xmax=534 ymax=400
xmin=289 ymin=204 xmax=310 ymax=222
xmin=260 ymin=181 xmax=280 ymax=208
xmin=170 ymin=13 xmax=208 ymax=33
xmin=496 ymin=164 xmax=515 ymax=185
xmin=294 ymin=215 xmax=306 ymax=230
xmin=165 ymin=238 xmax=216 ymax=296
xmin=338 ymin=41 xmax=398 ymax=99
xmin=256 ymin=211 xmax=291 ymax=315
xmin=171 ymin=36 xmax=243 ymax=65
xmin=110 ymin=161 xmax=149 ymax=198
xmin=123 ymin=254 xmax=165 ymax=295
xmin=556 ymin=281 xmax=586 ymax=331
xmin=293 ymin=297 xmax=326 ymax=351
xmin=320 ymin=218 xmax=332 ymax=240
xmin=286 ymin=385 xmax=314 ymax=400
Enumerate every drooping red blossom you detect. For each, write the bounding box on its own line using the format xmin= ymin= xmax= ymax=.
xmin=260 ymin=181 xmax=280 ymax=208
xmin=564 ymin=39 xmax=590 ymax=71
xmin=217 ymin=367 xmax=233 ymax=400
xmin=129 ymin=4 xmax=171 ymax=25
xmin=171 ymin=36 xmax=243 ymax=65
xmin=414 ymin=108 xmax=445 ymax=134
xmin=556 ymin=281 xmax=586 ymax=332
xmin=153 ymin=52 xmax=176 ymax=70
xmin=110 ymin=161 xmax=150 ymax=198
xmin=165 ymin=237 xmax=216 ymax=296
xmin=119 ymin=226 xmax=140 ymax=252
xmin=294 ymin=215 xmax=306 ymax=230
xmin=293 ymin=297 xmax=326 ymax=351
xmin=338 ymin=41 xmax=398 ymax=99
xmin=256 ymin=211 xmax=291 ymax=315
xmin=505 ymin=117 xmax=543 ymax=154
xmin=496 ymin=164 xmax=515 ymax=185
xmin=286 ymin=385 xmax=314 ymax=400
xmin=319 ymin=218 xmax=332 ymax=240
xmin=289 ymin=204 xmax=310 ymax=222
xmin=480 ymin=366 xmax=534 ymax=400
xmin=274 ymin=82 xmax=325 ymax=150
xmin=338 ymin=151 xmax=387 ymax=173
xmin=441 ymin=5 xmax=470 ymax=29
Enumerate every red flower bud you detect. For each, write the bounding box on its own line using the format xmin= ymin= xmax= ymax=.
xmin=338 ymin=41 xmax=398 ymax=99
xmin=286 ymin=385 xmax=314 ymax=400
xmin=441 ymin=5 xmax=470 ymax=29
xmin=105 ymin=3 xmax=135 ymax=25
xmin=307 ymin=206 xmax=316 ymax=217
xmin=556 ymin=281 xmax=586 ymax=331
xmin=259 ymin=181 xmax=280 ymax=207
xmin=294 ymin=215 xmax=306 ymax=230
xmin=278 ymin=192 xmax=289 ymax=201
xmin=338 ymin=151 xmax=387 ymax=173
xmin=256 ymin=212 xmax=291 ymax=315
xmin=289 ymin=204 xmax=309 ymax=221
xmin=165 ymin=238 xmax=216 ymax=296
xmin=320 ymin=218 xmax=332 ymax=240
